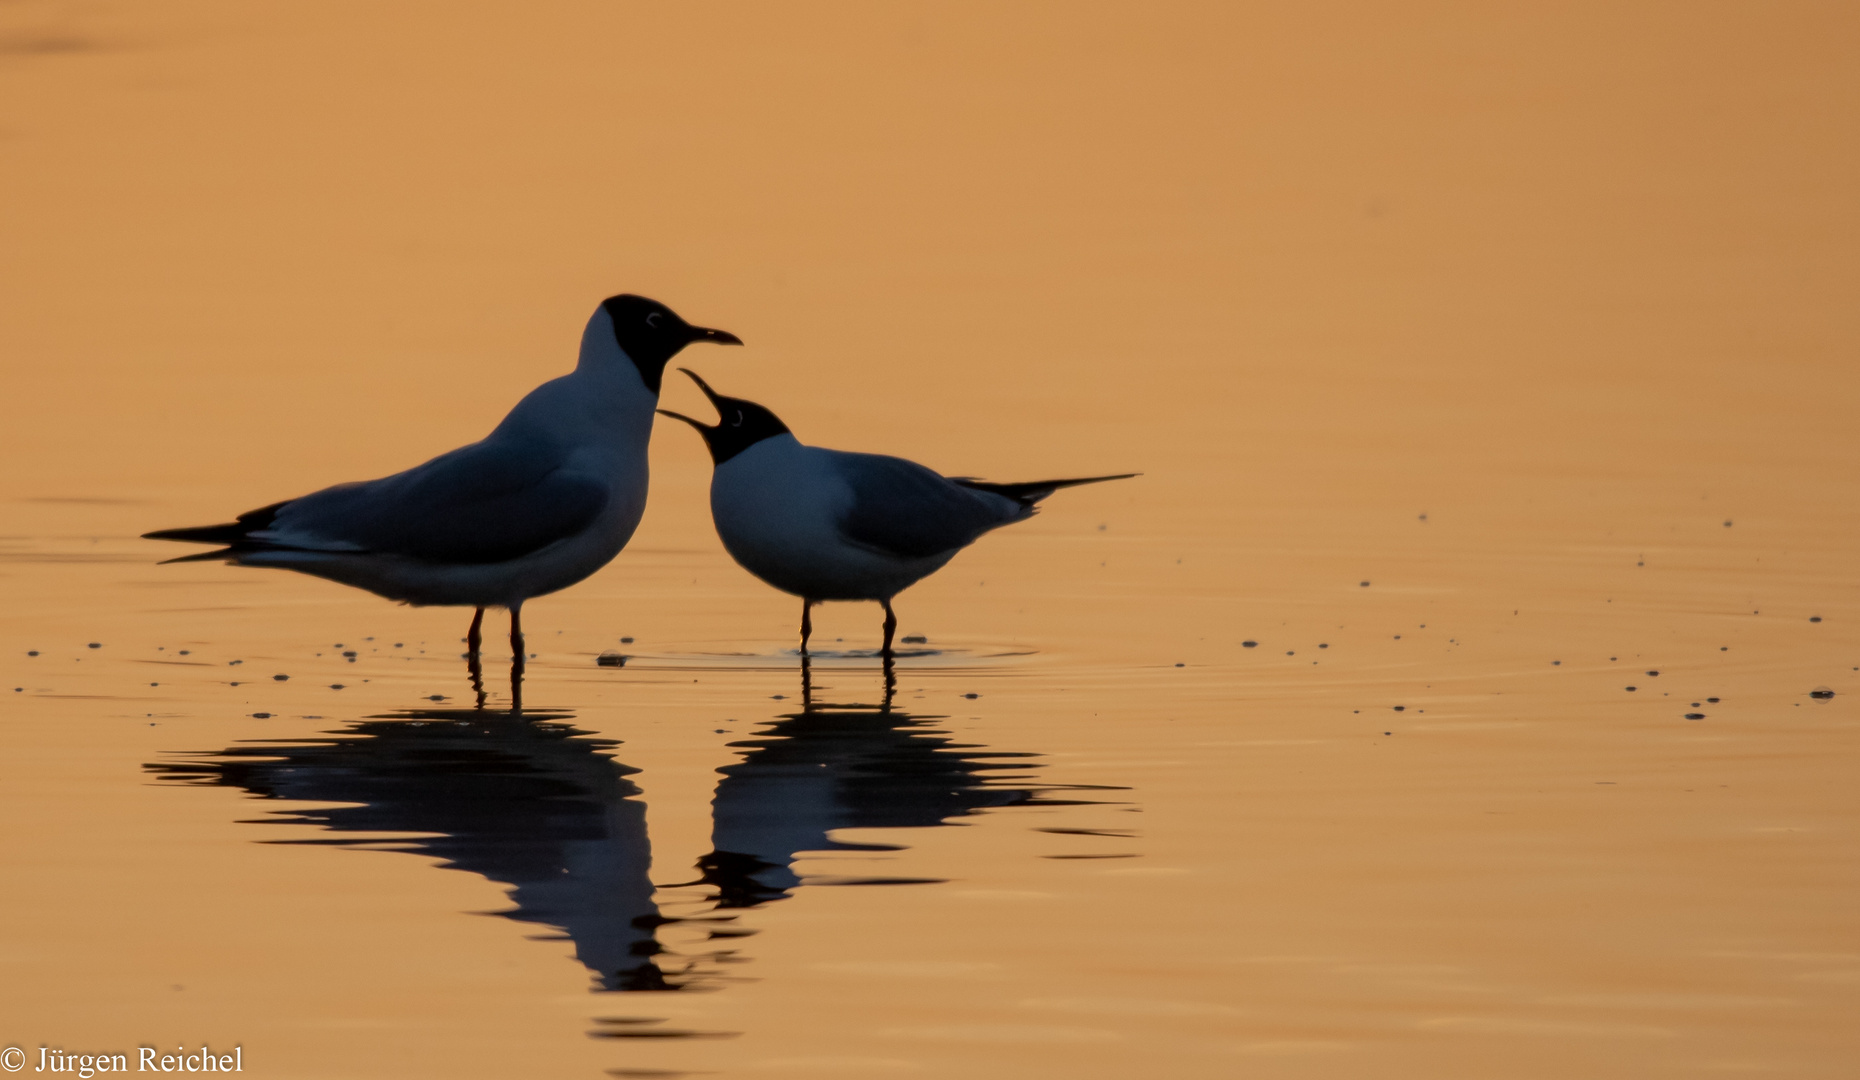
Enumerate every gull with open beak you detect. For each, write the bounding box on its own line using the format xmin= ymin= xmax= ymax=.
xmin=659 ymin=368 xmax=1134 ymax=656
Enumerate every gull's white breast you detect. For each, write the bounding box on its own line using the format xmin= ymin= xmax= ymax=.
xmin=710 ymin=436 xmax=958 ymax=601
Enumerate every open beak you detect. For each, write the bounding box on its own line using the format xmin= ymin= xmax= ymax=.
xmin=688 ymin=326 xmax=743 ymax=346
xmin=677 ymin=367 xmax=726 ymax=406
xmin=655 ymin=408 xmax=714 ymax=432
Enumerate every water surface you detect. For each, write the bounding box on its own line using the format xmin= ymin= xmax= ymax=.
xmin=3 ymin=3 xmax=1858 ymax=1077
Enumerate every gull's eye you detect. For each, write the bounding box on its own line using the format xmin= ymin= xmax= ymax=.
xmin=645 ymin=312 xmax=662 ymax=329
xmin=732 ymin=409 xmax=745 ymax=428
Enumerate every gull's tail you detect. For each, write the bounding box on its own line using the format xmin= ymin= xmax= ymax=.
xmin=951 ymin=473 xmax=1137 ymax=506
xmin=143 ymin=501 xmax=290 ymax=563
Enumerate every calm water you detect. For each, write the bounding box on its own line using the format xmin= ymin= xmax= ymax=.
xmin=3 ymin=3 xmax=1858 ymax=1077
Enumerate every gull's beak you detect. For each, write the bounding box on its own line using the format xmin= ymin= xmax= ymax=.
xmin=677 ymin=367 xmax=725 ymax=406
xmin=688 ymin=326 xmax=743 ymax=346
xmin=655 ymin=408 xmax=714 ymax=432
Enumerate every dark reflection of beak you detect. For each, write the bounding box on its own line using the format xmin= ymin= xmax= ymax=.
xmin=688 ymin=326 xmax=743 ymax=346
xmin=145 ymin=713 xmax=704 ymax=992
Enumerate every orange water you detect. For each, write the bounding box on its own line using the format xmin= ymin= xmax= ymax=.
xmin=3 ymin=3 xmax=1858 ymax=1077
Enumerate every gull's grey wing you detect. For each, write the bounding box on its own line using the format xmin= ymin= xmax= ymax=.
xmin=266 ymin=437 xmax=608 ymax=564
xmin=830 ymin=451 xmax=1022 ymax=560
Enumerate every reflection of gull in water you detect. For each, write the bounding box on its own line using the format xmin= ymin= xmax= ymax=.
xmin=145 ymin=692 xmax=1125 ymax=994
xmin=691 ymin=692 xmax=1108 ymax=909
xmin=146 ymin=711 xmax=679 ymax=991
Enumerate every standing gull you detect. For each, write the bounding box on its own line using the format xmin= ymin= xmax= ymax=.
xmin=145 ymin=295 xmax=742 ymax=697
xmin=658 ymin=369 xmax=1133 ymax=657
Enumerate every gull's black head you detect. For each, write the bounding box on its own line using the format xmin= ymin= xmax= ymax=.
xmin=656 ymin=369 xmax=791 ymax=466
xmin=600 ymin=294 xmax=742 ymax=394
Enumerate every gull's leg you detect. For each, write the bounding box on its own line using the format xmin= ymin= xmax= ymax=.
xmin=467 ymin=606 xmax=487 ymax=710
xmin=880 ymin=599 xmax=898 ymax=658
xmin=799 ymin=598 xmax=814 ymax=706
xmin=879 ymin=600 xmax=899 ymax=706
xmin=509 ymin=604 xmax=526 ymax=715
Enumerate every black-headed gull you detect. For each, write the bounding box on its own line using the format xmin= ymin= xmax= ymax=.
xmin=657 ymin=369 xmax=1133 ymax=655
xmin=145 ymin=295 xmax=742 ymax=674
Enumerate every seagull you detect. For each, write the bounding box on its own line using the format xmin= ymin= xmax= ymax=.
xmin=657 ymin=369 xmax=1134 ymax=656
xmin=144 ymin=295 xmax=742 ymax=688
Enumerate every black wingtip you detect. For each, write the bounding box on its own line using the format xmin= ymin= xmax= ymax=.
xmin=143 ymin=523 xmax=246 ymax=544
xmin=157 ymin=547 xmax=240 ymax=565
xmin=143 ymin=500 xmax=290 ymax=548
xmin=952 ymin=472 xmax=1139 ymax=505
